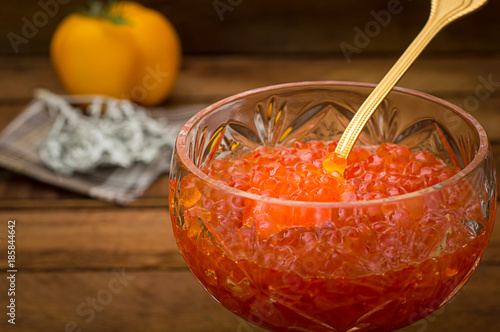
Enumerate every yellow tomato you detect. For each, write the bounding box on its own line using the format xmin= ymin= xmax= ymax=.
xmin=50 ymin=1 xmax=181 ymax=106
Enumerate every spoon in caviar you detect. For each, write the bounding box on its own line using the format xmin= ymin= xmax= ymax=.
xmin=323 ymin=0 xmax=488 ymax=175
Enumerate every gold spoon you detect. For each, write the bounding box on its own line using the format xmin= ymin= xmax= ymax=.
xmin=323 ymin=0 xmax=488 ymax=174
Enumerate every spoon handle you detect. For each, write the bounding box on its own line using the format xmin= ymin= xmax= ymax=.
xmin=334 ymin=0 xmax=488 ymax=159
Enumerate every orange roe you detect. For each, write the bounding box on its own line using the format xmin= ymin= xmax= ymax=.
xmin=322 ymin=150 xmax=348 ymax=176
xmin=172 ymin=140 xmax=491 ymax=332
xmin=202 ymin=141 xmax=458 ymax=237
xmin=204 ymin=141 xmax=457 ymax=202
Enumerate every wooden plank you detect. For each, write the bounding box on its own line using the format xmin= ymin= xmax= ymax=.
xmin=3 ymin=56 xmax=500 ymax=102
xmin=1 ymin=56 xmax=500 ymax=206
xmin=0 ymin=269 xmax=264 ymax=332
xmin=174 ymin=56 xmax=500 ymax=104
xmin=2 ymin=57 xmax=500 ymax=128
xmin=0 ymin=197 xmax=168 ymax=209
xmin=0 ymin=206 xmax=498 ymax=271
xmin=0 ymin=266 xmax=498 ymax=332
xmin=0 ymin=58 xmax=64 ymax=102
xmin=0 ymin=170 xmax=169 ymax=207
xmin=1 ymin=0 xmax=499 ymax=55
xmin=0 ymin=208 xmax=185 ymax=270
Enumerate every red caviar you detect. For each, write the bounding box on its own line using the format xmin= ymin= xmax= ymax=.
xmin=323 ymin=150 xmax=348 ymax=176
xmin=171 ymin=141 xmax=492 ymax=332
xmin=205 ymin=141 xmax=456 ymax=201
xmin=202 ymin=141 xmax=458 ymax=238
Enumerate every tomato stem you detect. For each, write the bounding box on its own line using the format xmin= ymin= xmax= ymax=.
xmin=85 ymin=0 xmax=126 ymax=24
xmin=89 ymin=1 xmax=104 ymax=17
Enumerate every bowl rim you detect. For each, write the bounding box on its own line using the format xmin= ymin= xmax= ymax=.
xmin=174 ymin=81 xmax=491 ymax=208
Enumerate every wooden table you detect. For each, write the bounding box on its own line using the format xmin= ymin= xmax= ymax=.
xmin=1 ymin=55 xmax=499 ymax=332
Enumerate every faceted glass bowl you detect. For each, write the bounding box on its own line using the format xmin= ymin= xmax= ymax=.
xmin=169 ymin=81 xmax=497 ymax=332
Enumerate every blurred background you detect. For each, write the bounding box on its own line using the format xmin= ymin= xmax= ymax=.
xmin=1 ymin=0 xmax=499 ymax=56
xmin=0 ymin=1 xmax=499 ymax=332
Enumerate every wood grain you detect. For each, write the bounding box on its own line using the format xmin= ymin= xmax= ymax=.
xmin=0 ymin=266 xmax=498 ymax=332
xmin=1 ymin=56 xmax=500 ymax=207
xmin=1 ymin=0 xmax=500 ymax=327
xmin=0 ymin=269 xmax=267 ymax=332
xmin=0 ymin=208 xmax=183 ymax=270
xmin=4 ymin=56 xmax=500 ymax=102
xmin=0 ymin=54 xmax=499 ymax=331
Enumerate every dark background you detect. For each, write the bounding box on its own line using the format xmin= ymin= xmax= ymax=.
xmin=1 ymin=2 xmax=500 ymax=332
xmin=1 ymin=0 xmax=498 ymax=56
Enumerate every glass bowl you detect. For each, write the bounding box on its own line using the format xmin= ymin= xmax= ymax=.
xmin=169 ymin=81 xmax=497 ymax=332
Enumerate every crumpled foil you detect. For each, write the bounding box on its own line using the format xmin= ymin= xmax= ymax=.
xmin=36 ymin=89 xmax=173 ymax=176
